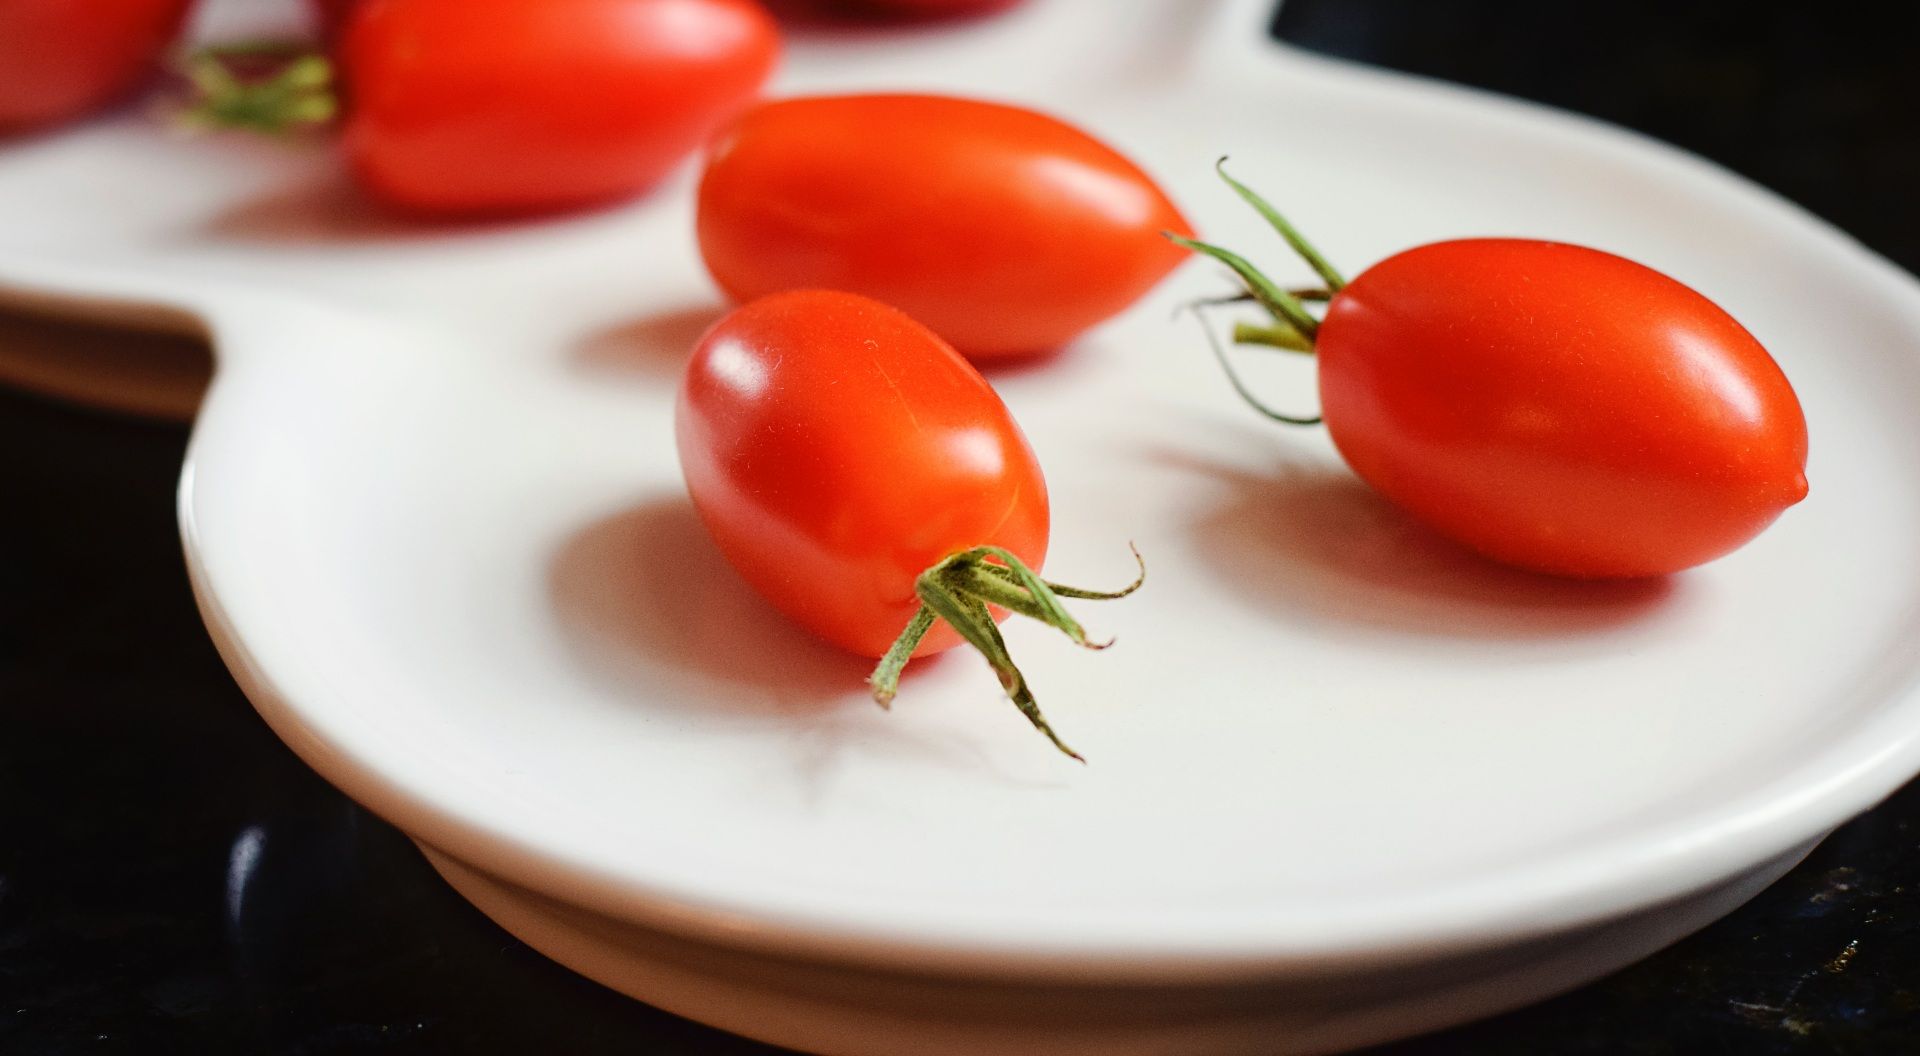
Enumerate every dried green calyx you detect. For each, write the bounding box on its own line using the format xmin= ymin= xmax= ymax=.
xmin=869 ymin=545 xmax=1144 ymax=763
xmin=176 ymin=44 xmax=337 ymax=135
xmin=1165 ymin=157 xmax=1353 ymax=426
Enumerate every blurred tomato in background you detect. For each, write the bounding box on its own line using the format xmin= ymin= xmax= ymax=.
xmin=0 ymin=0 xmax=196 ymax=132
xmin=332 ymin=0 xmax=780 ymax=214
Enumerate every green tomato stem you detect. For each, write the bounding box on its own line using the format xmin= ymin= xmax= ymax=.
xmin=1165 ymin=233 xmax=1321 ymax=339
xmin=1182 ymin=301 xmax=1323 ymax=426
xmin=1168 ymin=161 xmax=1355 ymax=427
xmin=1213 ymin=157 xmax=1348 ymax=291
xmin=1190 ymin=289 xmax=1329 ymax=310
xmin=174 ymin=44 xmax=338 ymax=135
xmin=975 ymin=544 xmax=1145 ymax=601
xmin=1232 ymin=320 xmax=1315 ymax=353
xmin=866 ymin=545 xmax=1146 ymax=762
xmin=868 ymin=606 xmax=935 ymax=710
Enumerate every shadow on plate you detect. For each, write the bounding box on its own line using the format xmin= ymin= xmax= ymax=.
xmin=204 ymin=171 xmax=653 ymax=246
xmin=546 ymin=496 xmax=876 ymax=714
xmin=572 ymin=304 xmax=726 ymax=381
xmin=568 ymin=301 xmax=1096 ymax=385
xmin=203 ymin=173 xmax=446 ymax=244
xmin=547 ymin=497 xmax=1038 ymax=789
xmin=971 ymin=339 xmax=1083 ymax=382
xmin=1162 ymin=448 xmax=1678 ymax=640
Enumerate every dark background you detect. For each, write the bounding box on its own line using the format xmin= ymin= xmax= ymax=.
xmin=4 ymin=2 xmax=1917 ymax=1053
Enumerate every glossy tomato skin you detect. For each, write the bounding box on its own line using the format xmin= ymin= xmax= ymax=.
xmin=677 ymin=290 xmax=1050 ymax=657
xmin=337 ymin=0 xmax=779 ymax=215
xmin=697 ymin=94 xmax=1191 ymax=361
xmin=0 ymin=0 xmax=195 ymax=133
xmin=1318 ymin=239 xmax=1809 ymax=578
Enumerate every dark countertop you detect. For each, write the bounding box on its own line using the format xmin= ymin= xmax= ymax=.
xmin=4 ymin=2 xmax=1917 ymax=1052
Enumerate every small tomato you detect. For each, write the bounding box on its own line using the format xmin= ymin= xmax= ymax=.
xmin=0 ymin=0 xmax=196 ymax=133
xmin=676 ymin=289 xmax=1141 ymax=757
xmin=1176 ymin=163 xmax=1809 ymax=578
xmin=697 ymin=94 xmax=1191 ymax=361
xmin=336 ymin=0 xmax=779 ymax=214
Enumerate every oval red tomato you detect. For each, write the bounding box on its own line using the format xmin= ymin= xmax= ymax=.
xmin=697 ymin=93 xmax=1191 ymax=361
xmin=677 ymin=289 xmax=1142 ymax=759
xmin=0 ymin=0 xmax=196 ymax=133
xmin=1179 ymin=167 xmax=1811 ymax=580
xmin=336 ymin=0 xmax=779 ymax=214
xmin=677 ymin=289 xmax=1049 ymax=658
xmin=1315 ymin=239 xmax=1808 ymax=578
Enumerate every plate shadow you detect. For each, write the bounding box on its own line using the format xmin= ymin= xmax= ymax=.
xmin=1161 ymin=448 xmax=1677 ymax=640
xmin=572 ymin=304 xmax=726 ymax=381
xmin=204 ymin=170 xmax=648 ymax=246
xmin=546 ymin=496 xmax=873 ymax=715
xmin=203 ymin=173 xmax=446 ymax=245
xmin=545 ymin=497 xmax=1036 ymax=789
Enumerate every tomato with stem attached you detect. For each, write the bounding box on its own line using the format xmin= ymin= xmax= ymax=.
xmin=676 ymin=289 xmax=1142 ymax=760
xmin=1172 ymin=160 xmax=1809 ymax=579
xmin=0 ymin=0 xmax=197 ymax=134
xmin=184 ymin=0 xmax=778 ymax=211
xmin=697 ymin=93 xmax=1192 ymax=362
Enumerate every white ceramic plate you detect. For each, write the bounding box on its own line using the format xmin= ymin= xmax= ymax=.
xmin=7 ymin=1 xmax=1920 ymax=1052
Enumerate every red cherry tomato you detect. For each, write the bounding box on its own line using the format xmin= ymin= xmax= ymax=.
xmin=1316 ymin=239 xmax=1808 ymax=577
xmin=678 ymin=289 xmax=1140 ymax=758
xmin=336 ymin=0 xmax=779 ymax=214
xmin=1179 ymin=168 xmax=1809 ymax=579
xmin=678 ymin=289 xmax=1049 ymax=658
xmin=0 ymin=0 xmax=196 ymax=133
xmin=697 ymin=94 xmax=1191 ymax=361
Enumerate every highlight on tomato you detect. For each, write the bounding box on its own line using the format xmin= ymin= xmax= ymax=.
xmin=191 ymin=0 xmax=781 ymax=216
xmin=696 ymin=93 xmax=1192 ymax=362
xmin=675 ymin=289 xmax=1143 ymax=760
xmin=0 ymin=0 xmax=197 ymax=134
xmin=1171 ymin=160 xmax=1810 ymax=579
